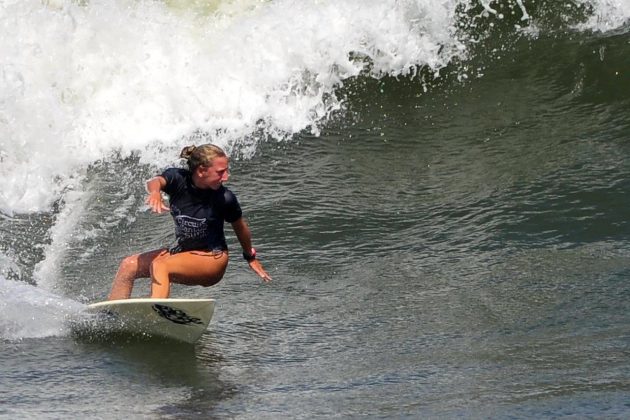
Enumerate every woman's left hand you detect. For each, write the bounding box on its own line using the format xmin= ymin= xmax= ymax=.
xmin=249 ymin=259 xmax=272 ymax=282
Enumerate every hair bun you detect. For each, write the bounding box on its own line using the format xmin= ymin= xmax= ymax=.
xmin=179 ymin=143 xmax=226 ymax=171
xmin=180 ymin=145 xmax=197 ymax=159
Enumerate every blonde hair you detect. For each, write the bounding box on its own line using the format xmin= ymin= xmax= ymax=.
xmin=180 ymin=144 xmax=227 ymax=171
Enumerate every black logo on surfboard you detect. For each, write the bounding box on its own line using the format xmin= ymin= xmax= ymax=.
xmin=152 ymin=304 xmax=203 ymax=325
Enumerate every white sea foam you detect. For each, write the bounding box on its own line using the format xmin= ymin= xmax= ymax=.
xmin=33 ymin=188 xmax=90 ymax=291
xmin=2 ymin=0 xmax=628 ymax=216
xmin=576 ymin=0 xmax=630 ymax=32
xmin=0 ymin=0 xmax=463 ymax=215
xmin=0 ymin=275 xmax=85 ymax=340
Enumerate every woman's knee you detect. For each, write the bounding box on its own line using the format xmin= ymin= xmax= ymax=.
xmin=118 ymin=255 xmax=140 ymax=276
xmin=119 ymin=250 xmax=160 ymax=279
xmin=150 ymin=254 xmax=169 ymax=277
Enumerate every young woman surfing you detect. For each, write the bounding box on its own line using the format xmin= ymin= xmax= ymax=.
xmin=108 ymin=144 xmax=271 ymax=300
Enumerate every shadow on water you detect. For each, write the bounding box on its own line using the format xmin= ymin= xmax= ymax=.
xmin=72 ymin=331 xmax=239 ymax=417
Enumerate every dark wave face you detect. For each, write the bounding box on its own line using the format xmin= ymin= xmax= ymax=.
xmin=1 ymin=0 xmax=630 ymax=418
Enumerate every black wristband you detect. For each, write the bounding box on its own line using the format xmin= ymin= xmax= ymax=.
xmin=243 ymin=248 xmax=256 ymax=262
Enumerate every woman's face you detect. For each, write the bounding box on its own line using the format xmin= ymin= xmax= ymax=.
xmin=196 ymin=157 xmax=230 ymax=190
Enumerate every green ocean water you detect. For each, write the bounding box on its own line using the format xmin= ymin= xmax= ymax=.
xmin=1 ymin=0 xmax=630 ymax=418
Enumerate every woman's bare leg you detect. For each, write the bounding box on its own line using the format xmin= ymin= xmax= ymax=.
xmin=108 ymin=249 xmax=166 ymax=300
xmin=150 ymin=250 xmax=229 ymax=298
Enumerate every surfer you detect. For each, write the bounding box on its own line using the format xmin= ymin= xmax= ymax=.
xmin=108 ymin=144 xmax=272 ymax=300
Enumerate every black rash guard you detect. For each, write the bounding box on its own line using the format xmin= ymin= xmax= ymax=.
xmin=161 ymin=168 xmax=243 ymax=253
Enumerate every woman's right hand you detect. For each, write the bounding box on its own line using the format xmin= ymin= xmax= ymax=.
xmin=146 ymin=190 xmax=170 ymax=213
xmin=145 ymin=176 xmax=169 ymax=213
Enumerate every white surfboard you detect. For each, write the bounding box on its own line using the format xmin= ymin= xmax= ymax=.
xmin=84 ymin=298 xmax=215 ymax=343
